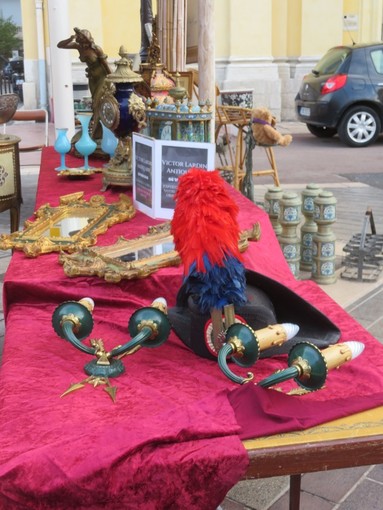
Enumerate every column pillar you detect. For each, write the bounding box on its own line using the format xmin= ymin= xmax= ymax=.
xmin=198 ymin=0 xmax=215 ymax=137
xmin=356 ymin=0 xmax=383 ymax=43
xmin=35 ymin=0 xmax=48 ymax=109
xmin=47 ymin=0 xmax=75 ymax=138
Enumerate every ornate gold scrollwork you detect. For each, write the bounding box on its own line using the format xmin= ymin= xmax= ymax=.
xmin=59 ymin=221 xmax=261 ymax=282
xmin=0 ymin=192 xmax=136 ymax=256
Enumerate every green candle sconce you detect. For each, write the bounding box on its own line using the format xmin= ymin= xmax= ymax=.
xmin=52 ymin=296 xmax=171 ymax=401
xmin=258 ymin=340 xmax=365 ymax=391
xmin=217 ymin=322 xmax=299 ymax=384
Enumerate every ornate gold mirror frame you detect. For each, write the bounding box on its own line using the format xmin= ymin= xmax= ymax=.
xmin=59 ymin=221 xmax=261 ymax=282
xmin=0 ymin=192 xmax=136 ymax=257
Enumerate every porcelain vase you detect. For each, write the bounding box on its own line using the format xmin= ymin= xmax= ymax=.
xmin=100 ymin=121 xmax=118 ymax=163
xmin=75 ymin=113 xmax=97 ymax=170
xmin=54 ymin=128 xmax=71 ymax=171
xmin=114 ymin=82 xmax=137 ymax=138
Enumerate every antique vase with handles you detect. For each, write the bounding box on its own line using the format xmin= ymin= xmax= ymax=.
xmin=113 ymin=81 xmax=138 ymax=138
xmin=99 ymin=45 xmax=146 ymax=188
xmin=75 ymin=113 xmax=97 ymax=170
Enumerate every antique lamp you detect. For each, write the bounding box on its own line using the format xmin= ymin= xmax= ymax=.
xmin=218 ymin=322 xmax=299 ymax=384
xmin=52 ymin=296 xmax=171 ymax=400
xmin=258 ymin=340 xmax=365 ymax=391
xmin=139 ymin=16 xmax=176 ymax=103
xmin=99 ymin=46 xmax=146 ymax=189
xmin=0 ymin=134 xmax=22 ymax=233
xmin=0 ymin=93 xmax=19 ymax=134
xmin=0 ymin=93 xmax=22 ymax=233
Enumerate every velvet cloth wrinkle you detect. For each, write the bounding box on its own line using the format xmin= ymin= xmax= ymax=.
xmin=1 ymin=150 xmax=252 ymax=509
xmin=1 ymin=304 xmax=246 ymax=509
xmin=1 ymin=148 xmax=383 ymax=508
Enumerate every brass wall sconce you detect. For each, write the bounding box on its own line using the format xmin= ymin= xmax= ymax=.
xmin=217 ymin=322 xmax=299 ymax=384
xmin=52 ymin=296 xmax=171 ymax=401
xmin=258 ymin=340 xmax=365 ymax=391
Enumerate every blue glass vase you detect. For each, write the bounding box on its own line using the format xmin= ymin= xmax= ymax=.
xmin=75 ymin=113 xmax=97 ymax=170
xmin=100 ymin=121 xmax=118 ymax=163
xmin=54 ymin=128 xmax=71 ymax=171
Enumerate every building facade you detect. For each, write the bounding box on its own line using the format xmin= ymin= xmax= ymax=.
xmin=13 ymin=0 xmax=383 ymax=120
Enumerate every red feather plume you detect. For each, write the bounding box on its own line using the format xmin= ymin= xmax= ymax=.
xmin=171 ymin=168 xmax=243 ymax=275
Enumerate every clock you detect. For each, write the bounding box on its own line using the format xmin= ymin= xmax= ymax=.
xmin=99 ymin=93 xmax=120 ymax=131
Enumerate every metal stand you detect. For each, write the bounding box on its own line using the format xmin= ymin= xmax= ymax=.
xmin=289 ymin=474 xmax=302 ymax=510
xmin=342 ymin=208 xmax=383 ymax=281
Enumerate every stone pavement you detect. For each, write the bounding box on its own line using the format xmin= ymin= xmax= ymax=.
xmin=1 ymin=119 xmax=382 ymax=509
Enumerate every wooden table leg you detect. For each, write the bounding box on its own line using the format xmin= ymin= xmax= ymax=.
xmin=289 ymin=474 xmax=301 ymax=510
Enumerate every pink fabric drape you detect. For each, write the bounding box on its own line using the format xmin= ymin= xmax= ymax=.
xmin=1 ymin=148 xmax=383 ymax=508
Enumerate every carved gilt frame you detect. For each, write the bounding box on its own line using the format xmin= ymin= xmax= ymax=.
xmin=59 ymin=221 xmax=261 ymax=282
xmin=0 ymin=192 xmax=136 ymax=257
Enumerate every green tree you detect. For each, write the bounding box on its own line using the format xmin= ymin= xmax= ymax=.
xmin=0 ymin=16 xmax=22 ymax=60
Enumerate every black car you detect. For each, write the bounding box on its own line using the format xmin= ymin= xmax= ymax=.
xmin=295 ymin=42 xmax=383 ymax=147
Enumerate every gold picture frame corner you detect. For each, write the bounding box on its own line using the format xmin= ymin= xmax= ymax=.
xmin=0 ymin=192 xmax=136 ymax=257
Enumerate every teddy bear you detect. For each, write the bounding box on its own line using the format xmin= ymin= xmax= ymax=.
xmin=251 ymin=106 xmax=293 ymax=146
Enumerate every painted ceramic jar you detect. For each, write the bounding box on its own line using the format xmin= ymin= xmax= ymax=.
xmin=312 ymin=190 xmax=337 ymax=284
xmin=264 ymin=186 xmax=283 ymax=236
xmin=300 ymin=183 xmax=322 ymax=271
xmin=278 ymin=192 xmax=302 ymax=277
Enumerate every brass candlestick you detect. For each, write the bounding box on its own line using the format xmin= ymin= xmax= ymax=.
xmin=52 ymin=296 xmax=171 ymax=401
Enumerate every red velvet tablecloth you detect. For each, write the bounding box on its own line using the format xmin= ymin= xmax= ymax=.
xmin=1 ymin=148 xmax=383 ymax=509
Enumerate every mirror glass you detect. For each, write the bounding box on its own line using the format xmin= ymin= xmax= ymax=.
xmin=43 ymin=214 xmax=97 ymax=238
xmin=118 ymin=241 xmax=175 ymax=263
xmin=59 ymin=222 xmax=261 ymax=282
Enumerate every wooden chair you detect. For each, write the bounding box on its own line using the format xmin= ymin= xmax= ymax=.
xmin=215 ymin=105 xmax=253 ymax=189
xmin=10 ymin=108 xmax=49 ymax=152
xmin=250 ymin=140 xmax=281 ymax=187
xmin=215 ymin=106 xmax=282 ymax=190
xmin=190 ymin=72 xmax=281 ymax=190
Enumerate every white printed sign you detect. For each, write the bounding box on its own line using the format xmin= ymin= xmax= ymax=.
xmin=132 ymin=133 xmax=215 ymax=219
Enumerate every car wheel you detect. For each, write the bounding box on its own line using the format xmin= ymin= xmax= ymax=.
xmin=306 ymin=124 xmax=337 ymax=138
xmin=338 ymin=106 xmax=381 ymax=147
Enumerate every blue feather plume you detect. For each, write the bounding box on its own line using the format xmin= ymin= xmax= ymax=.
xmin=185 ymin=254 xmax=247 ymax=314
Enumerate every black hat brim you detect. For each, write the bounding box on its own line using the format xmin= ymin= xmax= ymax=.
xmin=168 ymin=269 xmax=341 ymax=360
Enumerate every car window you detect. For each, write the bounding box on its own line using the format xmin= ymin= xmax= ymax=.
xmin=370 ymin=49 xmax=383 ymax=74
xmin=313 ymin=47 xmax=351 ymax=76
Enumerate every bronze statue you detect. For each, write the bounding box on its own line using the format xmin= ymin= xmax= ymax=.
xmin=57 ymin=27 xmax=112 ymax=141
xmin=139 ymin=0 xmax=153 ymax=64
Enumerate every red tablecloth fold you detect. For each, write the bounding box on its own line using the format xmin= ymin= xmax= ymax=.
xmin=230 ymin=377 xmax=383 ymax=440
xmin=1 ymin=147 xmax=383 ymax=509
xmin=0 ymin=302 xmax=247 ymax=509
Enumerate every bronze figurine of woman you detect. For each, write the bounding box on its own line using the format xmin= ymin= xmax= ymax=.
xmin=58 ymin=27 xmax=112 ymax=140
